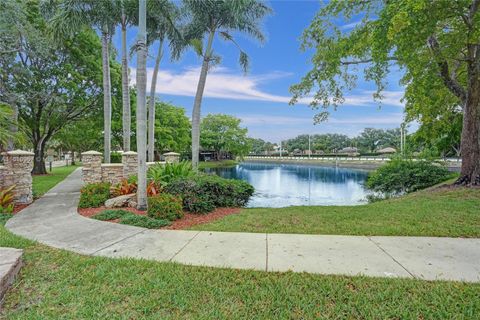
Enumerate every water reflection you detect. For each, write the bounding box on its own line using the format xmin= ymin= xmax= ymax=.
xmin=205 ymin=162 xmax=370 ymax=208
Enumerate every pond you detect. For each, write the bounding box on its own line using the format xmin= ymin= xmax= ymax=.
xmin=205 ymin=162 xmax=370 ymax=208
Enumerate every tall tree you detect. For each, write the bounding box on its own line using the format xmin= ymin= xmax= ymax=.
xmin=183 ymin=0 xmax=272 ymax=169
xmin=154 ymin=102 xmax=191 ymax=154
xmin=0 ymin=2 xmax=104 ymax=173
xmin=290 ymin=0 xmax=480 ymax=185
xmin=146 ymin=0 xmax=181 ymax=162
xmin=200 ymin=114 xmax=250 ymax=159
xmin=51 ymin=0 xmax=119 ymax=163
xmin=136 ymin=0 xmax=148 ymax=210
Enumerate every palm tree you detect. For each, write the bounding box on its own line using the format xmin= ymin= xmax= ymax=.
xmin=146 ymin=1 xmax=181 ymax=162
xmin=50 ymin=0 xmax=118 ymax=163
xmin=136 ymin=0 xmax=148 ymax=210
xmin=120 ymin=0 xmax=133 ymax=152
xmin=183 ymin=0 xmax=272 ymax=169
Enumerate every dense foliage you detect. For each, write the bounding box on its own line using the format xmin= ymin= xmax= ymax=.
xmin=200 ymin=114 xmax=251 ymax=159
xmin=154 ymin=103 xmax=191 ymax=153
xmin=147 ymin=193 xmax=184 ymax=221
xmin=366 ymin=159 xmax=453 ymax=196
xmin=78 ymin=183 xmax=111 ymax=208
xmin=290 ymin=0 xmax=480 ymax=184
xmin=165 ymin=174 xmax=254 ymax=214
xmin=148 ymin=162 xmax=195 ymax=187
xmin=0 ymin=185 xmax=15 ymax=214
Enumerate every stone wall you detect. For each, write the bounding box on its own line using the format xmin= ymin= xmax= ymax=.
xmin=81 ymin=151 xmax=173 ymax=185
xmin=1 ymin=150 xmax=34 ymax=204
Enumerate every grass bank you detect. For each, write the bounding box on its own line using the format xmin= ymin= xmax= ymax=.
xmin=0 ymin=223 xmax=479 ymax=319
xmin=192 ymin=186 xmax=480 ymax=237
xmin=198 ymin=159 xmax=238 ymax=169
xmin=32 ymin=165 xmax=80 ymax=197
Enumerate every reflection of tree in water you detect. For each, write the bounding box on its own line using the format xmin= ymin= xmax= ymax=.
xmin=210 ymin=162 xmax=369 ymax=184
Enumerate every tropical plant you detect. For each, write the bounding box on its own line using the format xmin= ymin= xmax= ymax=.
xmin=147 ymin=161 xmax=194 ymax=186
xmin=111 ymin=179 xmax=137 ymax=197
xmin=146 ymin=0 xmax=182 ymax=162
xmin=290 ymin=0 xmax=480 ymax=185
xmin=182 ymin=0 xmax=272 ymax=169
xmin=0 ymin=185 xmax=15 ymax=214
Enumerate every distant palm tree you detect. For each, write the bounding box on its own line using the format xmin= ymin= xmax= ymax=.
xmin=183 ymin=0 xmax=272 ymax=168
xmin=146 ymin=0 xmax=181 ymax=162
xmin=136 ymin=0 xmax=148 ymax=210
xmin=50 ymin=0 xmax=118 ymax=163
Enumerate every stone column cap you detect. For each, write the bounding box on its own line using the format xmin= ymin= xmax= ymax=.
xmin=2 ymin=149 xmax=35 ymax=156
xmin=122 ymin=151 xmax=138 ymax=156
xmin=163 ymin=152 xmax=180 ymax=156
xmin=81 ymin=150 xmax=103 ymax=156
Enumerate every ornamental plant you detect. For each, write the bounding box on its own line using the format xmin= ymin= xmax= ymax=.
xmin=147 ymin=193 xmax=184 ymax=221
xmin=0 ymin=185 xmax=15 ymax=214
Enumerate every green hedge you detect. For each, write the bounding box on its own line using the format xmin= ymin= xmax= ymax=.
xmin=147 ymin=193 xmax=184 ymax=221
xmin=165 ymin=174 xmax=254 ymax=214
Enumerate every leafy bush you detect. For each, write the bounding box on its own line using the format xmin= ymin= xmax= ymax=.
xmin=0 ymin=185 xmax=15 ymax=214
xmin=110 ymin=152 xmax=122 ymax=163
xmin=120 ymin=214 xmax=171 ymax=228
xmin=147 ymin=193 xmax=184 ymax=221
xmin=92 ymin=209 xmax=171 ymax=229
xmin=148 ymin=161 xmax=194 ymax=186
xmin=366 ymin=159 xmax=453 ymax=196
xmin=78 ymin=182 xmax=111 ymax=208
xmin=165 ymin=174 xmax=254 ymax=213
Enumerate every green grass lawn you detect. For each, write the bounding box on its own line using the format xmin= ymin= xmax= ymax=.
xmin=32 ymin=165 xmax=80 ymax=197
xmin=0 ymin=223 xmax=479 ymax=319
xmin=192 ymin=186 xmax=480 ymax=237
xmin=198 ymin=159 xmax=238 ymax=169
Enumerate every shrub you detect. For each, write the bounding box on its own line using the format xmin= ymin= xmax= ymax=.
xmin=366 ymin=159 xmax=453 ymax=196
xmin=120 ymin=214 xmax=171 ymax=229
xmin=78 ymin=182 xmax=111 ymax=208
xmin=165 ymin=174 xmax=254 ymax=213
xmin=0 ymin=185 xmax=15 ymax=214
xmin=147 ymin=193 xmax=184 ymax=221
xmin=148 ymin=161 xmax=194 ymax=186
xmin=110 ymin=152 xmax=122 ymax=163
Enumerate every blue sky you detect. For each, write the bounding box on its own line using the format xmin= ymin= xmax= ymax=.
xmin=112 ymin=0 xmax=408 ymax=143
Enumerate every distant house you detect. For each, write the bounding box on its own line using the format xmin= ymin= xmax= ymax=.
xmin=377 ymin=147 xmax=397 ymax=154
xmin=338 ymin=147 xmax=359 ymax=156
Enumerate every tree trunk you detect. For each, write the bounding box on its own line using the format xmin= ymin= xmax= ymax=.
xmin=71 ymin=150 xmax=76 ymax=165
xmin=148 ymin=39 xmax=163 ymax=162
xmin=102 ymin=29 xmax=112 ymax=163
xmin=191 ymin=30 xmax=215 ymax=169
xmin=456 ymin=68 xmax=480 ymax=185
xmin=121 ymin=19 xmax=131 ymax=152
xmin=6 ymin=103 xmax=17 ymax=151
xmin=136 ymin=0 xmax=148 ymax=210
xmin=32 ymin=138 xmax=47 ymax=175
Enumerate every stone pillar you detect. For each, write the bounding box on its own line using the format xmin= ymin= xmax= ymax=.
xmin=81 ymin=151 xmax=102 ymax=184
xmin=122 ymin=151 xmax=138 ymax=179
xmin=163 ymin=152 xmax=180 ymax=164
xmin=2 ymin=150 xmax=34 ymax=204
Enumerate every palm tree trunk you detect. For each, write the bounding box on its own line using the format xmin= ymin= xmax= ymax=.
xmin=121 ymin=17 xmax=131 ymax=152
xmin=7 ymin=103 xmax=17 ymax=151
xmin=101 ymin=29 xmax=112 ymax=163
xmin=191 ymin=30 xmax=215 ymax=169
xmin=136 ymin=0 xmax=148 ymax=210
xmin=148 ymin=39 xmax=164 ymax=162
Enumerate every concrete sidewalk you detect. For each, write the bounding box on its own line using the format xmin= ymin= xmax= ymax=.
xmin=5 ymin=169 xmax=480 ymax=282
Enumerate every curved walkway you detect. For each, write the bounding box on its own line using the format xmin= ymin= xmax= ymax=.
xmin=6 ymin=169 xmax=480 ymax=282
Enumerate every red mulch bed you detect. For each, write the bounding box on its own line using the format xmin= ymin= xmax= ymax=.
xmin=77 ymin=206 xmax=241 ymax=229
xmin=12 ymin=203 xmax=30 ymax=214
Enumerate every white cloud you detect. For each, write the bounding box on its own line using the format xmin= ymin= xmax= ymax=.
xmin=130 ymin=66 xmax=404 ymax=108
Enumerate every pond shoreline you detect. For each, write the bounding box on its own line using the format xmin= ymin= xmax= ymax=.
xmin=241 ymin=158 xmax=382 ymax=170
